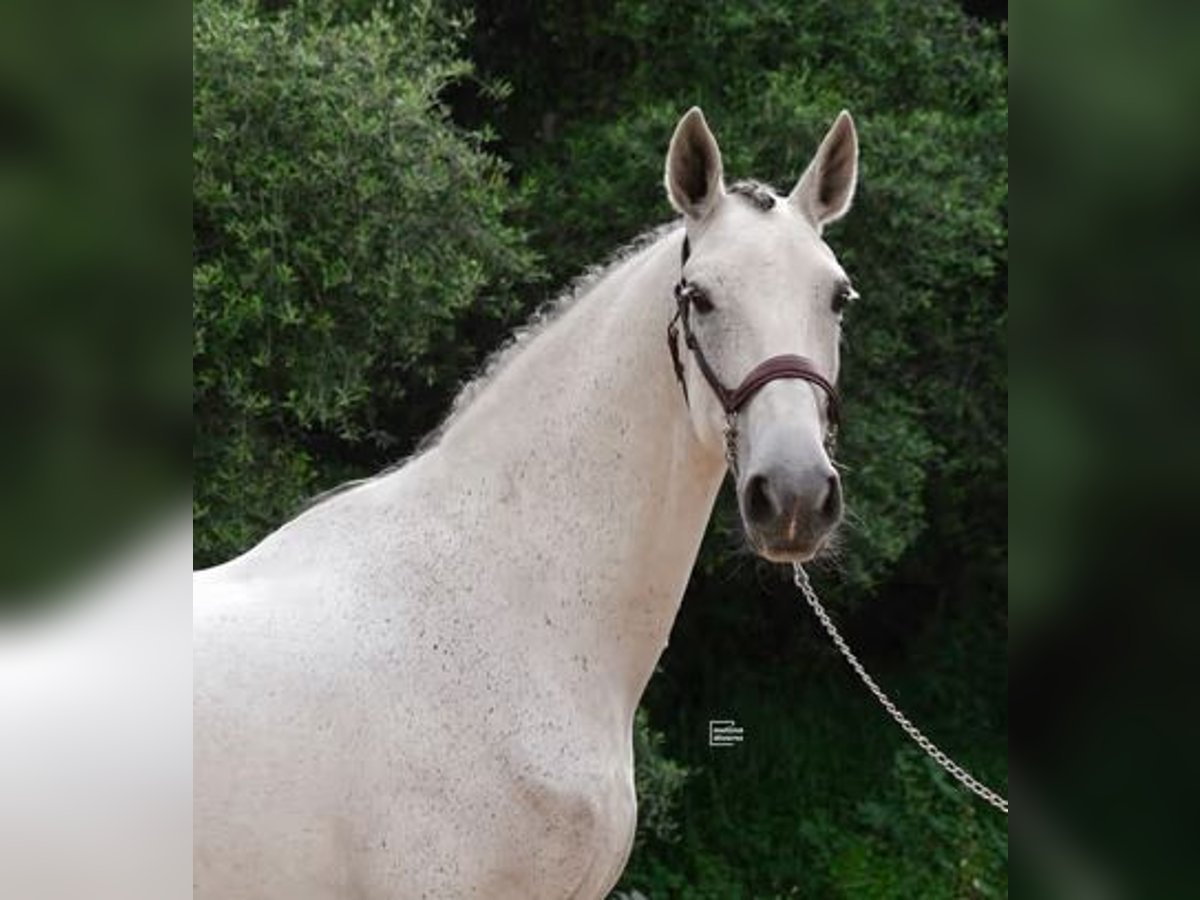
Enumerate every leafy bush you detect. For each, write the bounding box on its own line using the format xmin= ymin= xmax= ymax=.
xmin=615 ymin=663 xmax=1007 ymax=898
xmin=633 ymin=708 xmax=691 ymax=847
xmin=832 ymin=746 xmax=1007 ymax=898
xmin=192 ymin=0 xmax=538 ymax=565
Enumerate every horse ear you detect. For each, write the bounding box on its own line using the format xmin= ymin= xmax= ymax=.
xmin=665 ymin=107 xmax=725 ymax=220
xmin=790 ymin=110 xmax=858 ymax=231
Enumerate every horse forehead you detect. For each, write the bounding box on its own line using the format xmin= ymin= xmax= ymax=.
xmin=704 ymin=205 xmax=836 ymax=286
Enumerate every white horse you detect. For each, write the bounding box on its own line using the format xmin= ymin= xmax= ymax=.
xmin=194 ymin=106 xmax=859 ymax=898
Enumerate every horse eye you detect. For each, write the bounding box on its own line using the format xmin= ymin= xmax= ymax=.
xmin=832 ymin=285 xmax=858 ymax=314
xmin=688 ymin=286 xmax=715 ymax=314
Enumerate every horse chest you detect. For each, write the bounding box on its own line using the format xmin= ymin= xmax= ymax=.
xmin=495 ymin=736 xmax=638 ymax=897
xmin=343 ymin=641 xmax=639 ymax=896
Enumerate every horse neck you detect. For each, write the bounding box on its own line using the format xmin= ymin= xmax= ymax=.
xmin=436 ymin=229 xmax=727 ymax=713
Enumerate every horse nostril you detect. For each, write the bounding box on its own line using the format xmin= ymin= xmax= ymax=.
xmin=820 ymin=475 xmax=843 ymax=523
xmin=744 ymin=474 xmax=776 ymax=525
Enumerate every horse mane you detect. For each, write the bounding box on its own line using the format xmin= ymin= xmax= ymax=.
xmin=428 ymin=183 xmax=776 ymax=444
xmin=727 ymin=179 xmax=779 ymax=211
xmin=425 ymin=219 xmax=683 ymax=446
xmin=300 ymin=219 xmax=683 ymax=513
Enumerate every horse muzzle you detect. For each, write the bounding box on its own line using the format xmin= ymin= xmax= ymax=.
xmin=739 ymin=462 xmax=843 ymax=562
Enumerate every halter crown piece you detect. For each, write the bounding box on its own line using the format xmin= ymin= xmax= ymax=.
xmin=666 ymin=235 xmax=841 ymax=472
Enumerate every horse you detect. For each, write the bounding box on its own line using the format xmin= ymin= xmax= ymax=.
xmin=194 ymin=106 xmax=859 ymax=899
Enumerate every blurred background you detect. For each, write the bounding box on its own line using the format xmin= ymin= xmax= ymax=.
xmin=18 ymin=0 xmax=1200 ymax=897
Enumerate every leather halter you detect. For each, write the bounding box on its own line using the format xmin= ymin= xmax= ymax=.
xmin=667 ymin=235 xmax=841 ymax=464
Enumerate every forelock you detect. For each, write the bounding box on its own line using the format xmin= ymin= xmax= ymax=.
xmin=727 ymin=180 xmax=778 ymax=212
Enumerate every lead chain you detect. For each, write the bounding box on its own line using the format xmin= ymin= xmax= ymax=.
xmin=793 ymin=564 xmax=1008 ymax=815
xmin=723 ymin=413 xmax=739 ymax=475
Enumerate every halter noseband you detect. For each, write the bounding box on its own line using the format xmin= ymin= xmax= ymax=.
xmin=667 ymin=235 xmax=841 ymax=471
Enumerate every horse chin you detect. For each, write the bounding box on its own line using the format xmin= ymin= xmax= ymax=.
xmin=746 ymin=530 xmax=829 ymax=564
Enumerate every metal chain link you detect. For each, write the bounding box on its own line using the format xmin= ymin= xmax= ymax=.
xmin=722 ymin=412 xmax=739 ymax=476
xmin=793 ymin=564 xmax=1008 ymax=815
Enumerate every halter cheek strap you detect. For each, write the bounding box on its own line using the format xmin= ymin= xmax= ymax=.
xmin=666 ymin=235 xmax=841 ymax=466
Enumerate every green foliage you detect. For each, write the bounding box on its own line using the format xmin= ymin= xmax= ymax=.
xmin=834 ymin=747 xmax=1007 ymax=898
xmin=633 ymin=708 xmax=691 ymax=847
xmin=192 ymin=0 xmax=538 ymax=564
xmin=616 ymin=662 xmax=1007 ymax=898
